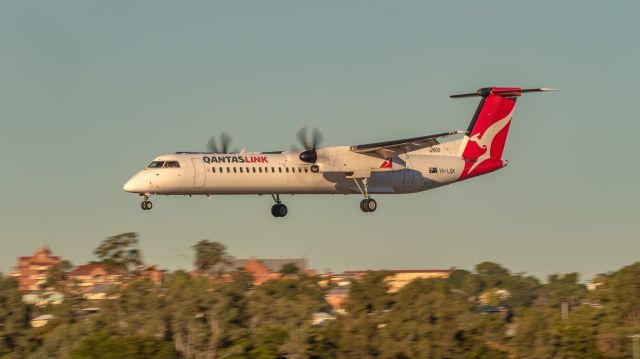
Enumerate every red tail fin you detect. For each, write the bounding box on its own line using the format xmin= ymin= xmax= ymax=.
xmin=452 ymin=87 xmax=554 ymax=179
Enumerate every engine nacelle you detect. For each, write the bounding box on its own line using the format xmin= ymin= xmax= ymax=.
xmin=299 ymin=149 xmax=317 ymax=163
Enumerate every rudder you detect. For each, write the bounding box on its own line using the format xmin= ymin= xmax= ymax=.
xmin=451 ymin=87 xmax=553 ymax=179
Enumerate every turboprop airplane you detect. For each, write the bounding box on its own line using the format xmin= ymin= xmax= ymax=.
xmin=123 ymin=87 xmax=553 ymax=217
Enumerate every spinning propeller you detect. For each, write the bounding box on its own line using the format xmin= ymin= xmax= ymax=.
xmin=296 ymin=127 xmax=323 ymax=163
xmin=206 ymin=133 xmax=234 ymax=153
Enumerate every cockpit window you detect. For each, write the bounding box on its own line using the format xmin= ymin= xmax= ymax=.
xmin=148 ymin=161 xmax=165 ymax=168
xmin=164 ymin=161 xmax=180 ymax=168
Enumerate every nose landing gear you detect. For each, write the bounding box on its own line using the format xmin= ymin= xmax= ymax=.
xmin=270 ymin=194 xmax=288 ymax=217
xmin=140 ymin=195 xmax=153 ymax=211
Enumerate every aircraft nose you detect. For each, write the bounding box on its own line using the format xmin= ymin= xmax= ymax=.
xmin=123 ymin=177 xmax=139 ymax=193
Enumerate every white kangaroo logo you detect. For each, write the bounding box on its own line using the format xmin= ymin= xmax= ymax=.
xmin=467 ymin=109 xmax=513 ymax=174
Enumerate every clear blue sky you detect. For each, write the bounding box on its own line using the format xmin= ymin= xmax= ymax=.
xmin=1 ymin=1 xmax=638 ymax=281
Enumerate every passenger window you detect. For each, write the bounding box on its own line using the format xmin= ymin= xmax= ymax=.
xmin=258 ymin=167 xmax=262 ymax=173
xmin=298 ymin=167 xmax=302 ymax=173
xmin=148 ymin=161 xmax=165 ymax=168
xmin=271 ymin=167 xmax=275 ymax=173
xmin=219 ymin=167 xmax=223 ymax=173
xmin=233 ymin=167 xmax=237 ymax=173
xmin=252 ymin=167 xmax=256 ymax=173
xmin=304 ymin=168 xmax=308 ymax=173
xmin=278 ymin=168 xmax=282 ymax=173
xmin=226 ymin=167 xmax=230 ymax=173
xmin=286 ymin=167 xmax=289 ymax=173
xmin=239 ymin=167 xmax=243 ymax=173
xmin=212 ymin=167 xmax=216 ymax=173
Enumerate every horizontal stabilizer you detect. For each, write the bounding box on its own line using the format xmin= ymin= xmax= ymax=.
xmin=450 ymin=87 xmax=555 ymax=99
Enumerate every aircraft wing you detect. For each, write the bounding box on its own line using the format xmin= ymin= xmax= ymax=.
xmin=350 ymin=130 xmax=465 ymax=158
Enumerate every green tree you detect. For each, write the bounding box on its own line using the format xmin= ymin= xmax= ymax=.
xmin=0 ymin=277 xmax=32 ymax=357
xmin=94 ymin=232 xmax=143 ymax=271
xmin=335 ymin=271 xmax=393 ymax=358
xmin=70 ymin=332 xmax=180 ymax=359
xmin=504 ymin=274 xmax=541 ymax=308
xmin=543 ymin=273 xmax=586 ymax=307
xmin=476 ymin=262 xmax=510 ymax=290
xmin=43 ymin=259 xmax=73 ymax=289
xmin=381 ymin=278 xmax=493 ymax=359
xmin=280 ymin=262 xmax=300 ymax=276
xmin=448 ymin=269 xmax=480 ymax=297
xmin=248 ymin=276 xmax=327 ymax=358
xmin=192 ymin=240 xmax=231 ymax=272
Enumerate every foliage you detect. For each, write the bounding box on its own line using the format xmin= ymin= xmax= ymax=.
xmin=192 ymin=240 xmax=231 ymax=272
xmin=44 ymin=260 xmax=73 ymax=290
xmin=93 ymin=232 xmax=142 ymax=271
xmin=248 ymin=276 xmax=327 ymax=358
xmin=6 ymin=253 xmax=640 ymax=358
xmin=543 ymin=272 xmax=586 ymax=307
xmin=280 ymin=262 xmax=300 ymax=275
xmin=0 ymin=278 xmax=32 ymax=357
xmin=70 ymin=332 xmax=180 ymax=359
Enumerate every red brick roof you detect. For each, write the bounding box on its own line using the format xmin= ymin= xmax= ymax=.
xmin=69 ymin=264 xmax=107 ymax=276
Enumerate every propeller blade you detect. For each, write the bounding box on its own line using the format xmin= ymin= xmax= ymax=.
xmin=206 ymin=133 xmax=233 ymax=153
xmin=311 ymin=128 xmax=323 ymax=149
xmin=206 ymin=136 xmax=219 ymax=153
xmin=297 ymin=127 xmax=311 ymax=150
xmin=296 ymin=127 xmax=323 ymax=163
xmin=220 ymin=132 xmax=232 ymax=153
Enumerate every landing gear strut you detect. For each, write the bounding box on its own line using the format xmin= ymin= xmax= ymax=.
xmin=270 ymin=194 xmax=288 ymax=217
xmin=353 ymin=176 xmax=377 ymax=213
xmin=140 ymin=195 xmax=153 ymax=211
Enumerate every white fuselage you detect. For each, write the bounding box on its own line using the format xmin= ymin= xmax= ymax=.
xmin=123 ymin=148 xmax=470 ymax=197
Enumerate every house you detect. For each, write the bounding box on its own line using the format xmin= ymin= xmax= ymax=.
xmin=586 ymin=280 xmax=605 ymax=291
xmin=213 ymin=258 xmax=312 ymax=285
xmin=31 ymin=314 xmax=56 ymax=328
xmin=11 ymin=247 xmax=63 ymax=291
xmin=343 ymin=269 xmax=454 ymax=292
xmin=68 ymin=264 xmax=125 ymax=290
xmin=326 ymin=288 xmax=350 ymax=314
xmin=22 ymin=291 xmax=65 ymax=307
xmin=82 ymin=284 xmax=110 ymax=300
xmin=138 ymin=265 xmax=165 ymax=285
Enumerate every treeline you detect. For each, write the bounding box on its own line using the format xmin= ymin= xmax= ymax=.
xmin=2 ymin=239 xmax=640 ymax=358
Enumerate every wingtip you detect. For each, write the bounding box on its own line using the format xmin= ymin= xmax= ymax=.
xmin=539 ymin=87 xmax=557 ymax=92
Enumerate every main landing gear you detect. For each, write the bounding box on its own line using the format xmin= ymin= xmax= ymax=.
xmin=140 ymin=195 xmax=153 ymax=211
xmin=271 ymin=194 xmax=288 ymax=218
xmin=353 ymin=176 xmax=377 ymax=213
xmin=360 ymin=198 xmax=377 ymax=213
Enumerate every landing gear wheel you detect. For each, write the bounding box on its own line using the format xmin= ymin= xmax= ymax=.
xmin=271 ymin=203 xmax=288 ymax=217
xmin=277 ymin=204 xmax=288 ymax=217
xmin=141 ymin=201 xmax=153 ymax=211
xmin=360 ymin=199 xmax=368 ymax=212
xmin=365 ymin=198 xmax=377 ymax=212
xmin=360 ymin=198 xmax=377 ymax=213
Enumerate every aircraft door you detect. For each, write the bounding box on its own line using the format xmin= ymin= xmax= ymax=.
xmin=191 ymin=158 xmax=206 ymax=187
